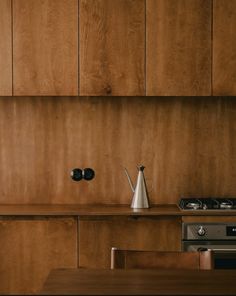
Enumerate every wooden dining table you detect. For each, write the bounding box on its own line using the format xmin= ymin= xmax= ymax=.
xmin=40 ymin=268 xmax=236 ymax=295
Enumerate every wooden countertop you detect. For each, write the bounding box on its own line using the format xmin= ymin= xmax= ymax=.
xmin=0 ymin=204 xmax=235 ymax=216
xmin=0 ymin=204 xmax=179 ymax=216
xmin=40 ymin=268 xmax=236 ymax=295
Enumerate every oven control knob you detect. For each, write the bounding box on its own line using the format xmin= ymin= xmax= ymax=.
xmin=197 ymin=226 xmax=206 ymax=236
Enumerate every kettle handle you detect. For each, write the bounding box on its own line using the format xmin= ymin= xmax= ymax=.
xmin=124 ymin=168 xmax=135 ymax=193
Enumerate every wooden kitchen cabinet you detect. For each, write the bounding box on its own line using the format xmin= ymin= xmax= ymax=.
xmin=79 ymin=0 xmax=145 ymax=96
xmin=13 ymin=0 xmax=78 ymax=96
xmin=79 ymin=216 xmax=181 ymax=268
xmin=0 ymin=0 xmax=12 ymax=96
xmin=146 ymin=0 xmax=211 ymax=96
xmin=213 ymin=0 xmax=236 ymax=96
xmin=0 ymin=217 xmax=77 ymax=294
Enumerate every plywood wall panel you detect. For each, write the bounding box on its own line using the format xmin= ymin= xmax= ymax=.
xmin=146 ymin=0 xmax=211 ymax=96
xmin=213 ymin=0 xmax=236 ymax=95
xmin=0 ymin=97 xmax=236 ymax=204
xmin=0 ymin=0 xmax=12 ymax=95
xmin=13 ymin=0 xmax=78 ymax=96
xmin=79 ymin=0 xmax=145 ymax=96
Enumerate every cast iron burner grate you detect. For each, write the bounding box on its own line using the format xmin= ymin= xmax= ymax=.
xmin=179 ymin=197 xmax=236 ymax=210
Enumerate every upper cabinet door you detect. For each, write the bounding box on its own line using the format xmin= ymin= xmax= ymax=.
xmin=146 ymin=0 xmax=212 ymax=96
xmin=79 ymin=0 xmax=145 ymax=96
xmin=0 ymin=0 xmax=12 ymax=96
xmin=13 ymin=0 xmax=78 ymax=96
xmin=213 ymin=0 xmax=236 ymax=96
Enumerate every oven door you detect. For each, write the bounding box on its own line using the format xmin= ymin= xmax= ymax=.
xmin=183 ymin=240 xmax=236 ymax=269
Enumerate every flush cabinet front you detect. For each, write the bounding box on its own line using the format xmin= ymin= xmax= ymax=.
xmin=0 ymin=0 xmax=12 ymax=96
xmin=79 ymin=0 xmax=145 ymax=96
xmin=0 ymin=217 xmax=77 ymax=294
xmin=79 ymin=216 xmax=181 ymax=268
xmin=146 ymin=0 xmax=212 ymax=96
xmin=213 ymin=0 xmax=236 ymax=95
xmin=2 ymin=0 xmax=236 ymax=97
xmin=13 ymin=0 xmax=78 ymax=96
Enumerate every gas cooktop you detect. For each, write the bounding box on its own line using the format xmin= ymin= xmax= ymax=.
xmin=179 ymin=197 xmax=236 ymax=210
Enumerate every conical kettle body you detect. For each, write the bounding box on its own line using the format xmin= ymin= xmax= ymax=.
xmin=125 ymin=165 xmax=149 ymax=209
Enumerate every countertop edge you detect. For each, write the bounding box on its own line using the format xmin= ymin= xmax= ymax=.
xmin=0 ymin=204 xmax=235 ymax=216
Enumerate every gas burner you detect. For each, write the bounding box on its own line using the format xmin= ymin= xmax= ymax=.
xmin=186 ymin=202 xmax=200 ymax=210
xmin=179 ymin=197 xmax=236 ymax=210
xmin=220 ymin=202 xmax=233 ymax=209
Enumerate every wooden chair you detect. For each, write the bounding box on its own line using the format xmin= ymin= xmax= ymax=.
xmin=111 ymin=248 xmax=214 ymax=270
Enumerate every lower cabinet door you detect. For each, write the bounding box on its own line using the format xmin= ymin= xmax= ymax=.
xmin=0 ymin=217 xmax=77 ymax=294
xmin=79 ymin=216 xmax=181 ymax=268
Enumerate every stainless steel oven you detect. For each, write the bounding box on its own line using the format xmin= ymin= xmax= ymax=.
xmin=182 ymin=223 xmax=236 ymax=269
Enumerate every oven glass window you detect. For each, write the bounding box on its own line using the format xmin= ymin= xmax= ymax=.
xmin=182 ymin=241 xmax=236 ymax=269
xmin=226 ymin=226 xmax=236 ymax=236
xmin=214 ymin=253 xmax=236 ymax=269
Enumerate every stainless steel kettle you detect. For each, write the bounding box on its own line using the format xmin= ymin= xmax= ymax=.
xmin=124 ymin=165 xmax=149 ymax=209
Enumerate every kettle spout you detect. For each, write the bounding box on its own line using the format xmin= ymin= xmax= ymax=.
xmin=124 ymin=168 xmax=135 ymax=193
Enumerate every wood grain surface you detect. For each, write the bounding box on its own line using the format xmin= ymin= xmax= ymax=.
xmin=0 ymin=96 xmax=236 ymax=204
xmin=146 ymin=0 xmax=211 ymax=96
xmin=79 ymin=0 xmax=145 ymax=96
xmin=0 ymin=204 xmax=182 ymax=216
xmin=213 ymin=0 xmax=236 ymax=95
xmin=0 ymin=204 xmax=234 ymax=217
xmin=0 ymin=0 xmax=12 ymax=95
xmin=13 ymin=0 xmax=78 ymax=96
xmin=41 ymin=268 xmax=236 ymax=295
xmin=79 ymin=217 xmax=181 ymax=268
xmin=0 ymin=217 xmax=77 ymax=294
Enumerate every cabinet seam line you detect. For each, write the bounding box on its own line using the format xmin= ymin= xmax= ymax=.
xmin=211 ymin=0 xmax=213 ymax=96
xmin=77 ymin=217 xmax=79 ymax=268
xmin=11 ymin=0 xmax=13 ymax=95
xmin=145 ymin=0 xmax=147 ymax=96
xmin=78 ymin=0 xmax=80 ymax=96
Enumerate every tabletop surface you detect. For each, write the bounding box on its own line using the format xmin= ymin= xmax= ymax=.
xmin=40 ymin=268 xmax=236 ymax=295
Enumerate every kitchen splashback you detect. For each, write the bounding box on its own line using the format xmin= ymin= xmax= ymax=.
xmin=0 ymin=96 xmax=235 ymax=204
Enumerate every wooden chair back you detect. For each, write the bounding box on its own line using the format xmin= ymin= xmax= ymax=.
xmin=111 ymin=248 xmax=214 ymax=270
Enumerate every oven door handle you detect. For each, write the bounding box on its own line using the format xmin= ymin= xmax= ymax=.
xmin=204 ymin=248 xmax=236 ymax=252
